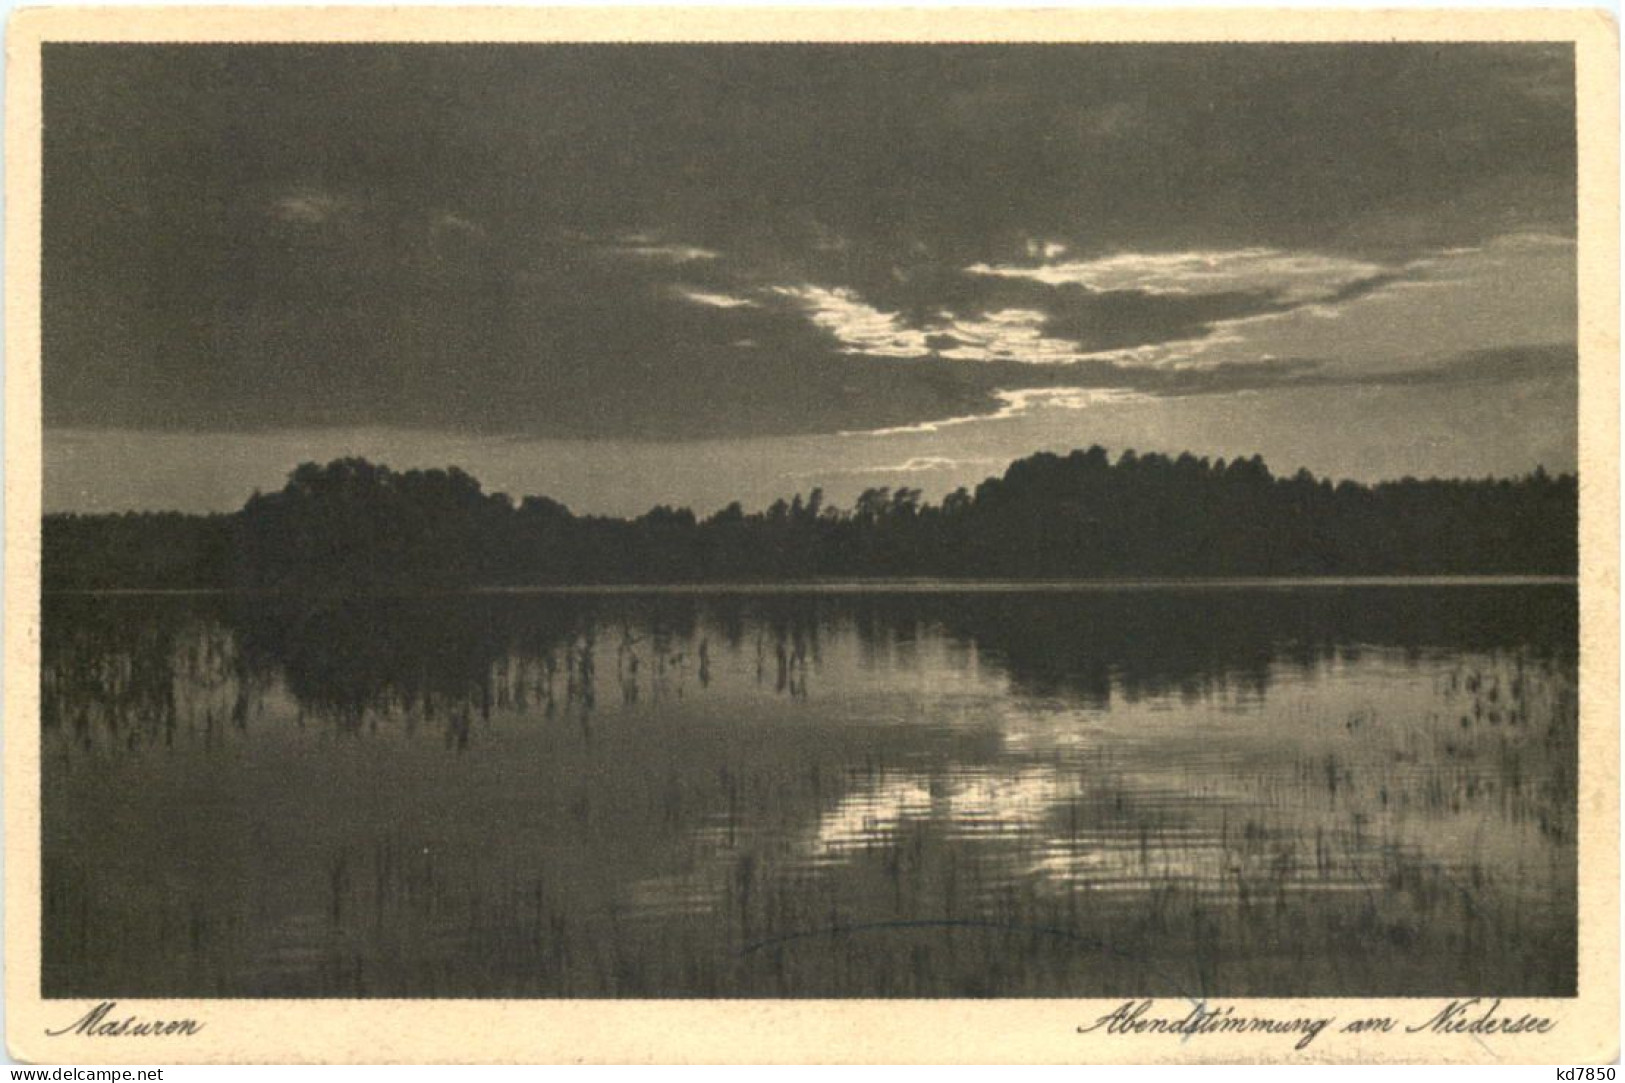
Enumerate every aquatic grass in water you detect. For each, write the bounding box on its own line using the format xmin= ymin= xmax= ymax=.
xmin=41 ymin=585 xmax=1577 ymax=997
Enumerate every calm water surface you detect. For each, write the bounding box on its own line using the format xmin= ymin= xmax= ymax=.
xmin=42 ymin=583 xmax=1577 ymax=997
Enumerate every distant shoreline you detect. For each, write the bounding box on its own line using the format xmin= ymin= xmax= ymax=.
xmin=44 ymin=574 xmax=1579 ymax=598
xmin=43 ymin=453 xmax=1578 ymax=591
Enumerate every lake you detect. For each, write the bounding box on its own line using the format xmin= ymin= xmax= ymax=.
xmin=41 ymin=581 xmax=1578 ymax=998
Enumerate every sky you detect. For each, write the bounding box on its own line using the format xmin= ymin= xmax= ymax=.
xmin=42 ymin=44 xmax=1578 ymax=516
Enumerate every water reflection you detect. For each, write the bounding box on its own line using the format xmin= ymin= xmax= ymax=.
xmin=42 ymin=585 xmax=1577 ymax=998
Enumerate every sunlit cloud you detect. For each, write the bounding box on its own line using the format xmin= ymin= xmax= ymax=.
xmin=1025 ymin=239 xmax=1069 ymax=260
xmin=1159 ymin=233 xmax=1577 ymax=378
xmin=965 ymin=247 xmax=1389 ymax=303
xmin=846 ymin=387 xmax=1151 ymax=437
xmin=761 ymin=231 xmax=1573 ymax=387
xmin=606 ymin=242 xmax=721 ymax=263
xmin=774 ymin=285 xmax=932 ymax=358
xmin=787 ymin=455 xmax=1006 ymax=479
xmin=778 ymin=287 xmax=1224 ymax=368
xmin=942 ymin=310 xmax=1225 ymax=369
xmin=675 ymin=287 xmax=757 ymax=309
xmin=936 ymin=308 xmax=1108 ymax=365
xmin=270 ymin=190 xmax=351 ymax=225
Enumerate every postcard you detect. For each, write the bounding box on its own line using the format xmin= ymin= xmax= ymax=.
xmin=4 ymin=7 xmax=1618 ymax=1063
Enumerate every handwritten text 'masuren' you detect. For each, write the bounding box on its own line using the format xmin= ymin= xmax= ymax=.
xmin=44 ymin=1002 xmax=204 ymax=1039
xmin=1079 ymin=998 xmax=1558 ymax=1051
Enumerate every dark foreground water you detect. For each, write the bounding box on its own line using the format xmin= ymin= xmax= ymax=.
xmin=42 ymin=582 xmax=1577 ymax=998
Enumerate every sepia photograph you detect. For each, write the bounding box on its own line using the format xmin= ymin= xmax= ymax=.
xmin=4 ymin=7 xmax=1617 ymax=1065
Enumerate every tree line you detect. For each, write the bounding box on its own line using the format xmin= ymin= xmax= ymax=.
xmin=42 ymin=447 xmax=1578 ymax=591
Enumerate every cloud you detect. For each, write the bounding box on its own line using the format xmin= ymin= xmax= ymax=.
xmin=1153 ymin=234 xmax=1576 ymax=379
xmin=777 ymin=286 xmax=1250 ymax=368
xmin=830 ymin=337 xmax=1575 ymax=440
xmin=44 ymin=45 xmax=1576 ymax=450
xmin=773 ymin=286 xmax=932 ymax=358
xmin=271 ymin=190 xmax=351 ymax=225
xmin=605 ymin=242 xmax=721 ymax=263
xmin=962 ymin=236 xmax=1574 ymax=375
xmin=1340 ymin=343 xmax=1577 ymax=389
xmin=965 ymin=247 xmax=1389 ymax=303
xmin=787 ymin=455 xmax=1006 ymax=478
xmin=846 ymin=387 xmax=1152 ymax=437
xmin=675 ymin=287 xmax=758 ymax=309
xmin=939 ymin=309 xmax=1129 ymax=365
xmin=777 ymin=236 xmax=1563 ymax=374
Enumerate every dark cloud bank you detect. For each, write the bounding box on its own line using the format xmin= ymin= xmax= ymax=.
xmin=44 ymin=44 xmax=1576 ymax=440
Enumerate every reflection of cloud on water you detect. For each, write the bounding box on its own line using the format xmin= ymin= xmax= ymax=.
xmin=796 ymin=753 xmax=1466 ymax=905
xmin=799 ymin=766 xmax=1276 ymax=897
xmin=811 ymin=779 xmax=936 ymax=853
xmin=810 ymin=769 xmax=1071 ymax=856
xmin=802 ymin=766 xmax=1229 ymax=894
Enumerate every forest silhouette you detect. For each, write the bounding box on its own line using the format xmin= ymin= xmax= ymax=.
xmin=43 ymin=446 xmax=1578 ymax=591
